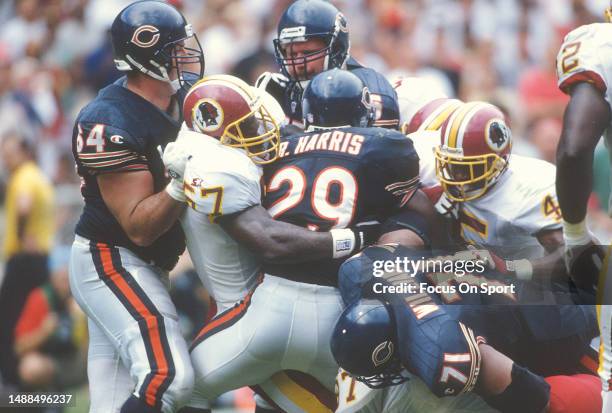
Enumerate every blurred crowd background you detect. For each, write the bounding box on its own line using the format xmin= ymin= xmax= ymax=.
xmin=0 ymin=0 xmax=611 ymax=411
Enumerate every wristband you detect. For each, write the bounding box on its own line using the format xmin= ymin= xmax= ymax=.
xmin=562 ymin=219 xmax=591 ymax=245
xmin=506 ymin=259 xmax=533 ymax=281
xmin=165 ymin=179 xmax=186 ymax=203
xmin=330 ymin=228 xmax=356 ymax=259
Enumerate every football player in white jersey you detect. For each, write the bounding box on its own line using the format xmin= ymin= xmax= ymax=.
xmin=391 ymin=75 xmax=452 ymax=137
xmin=164 ymin=74 xmax=380 ymax=413
xmin=416 ymin=101 xmax=565 ymax=280
xmin=554 ymin=7 xmax=612 ymax=410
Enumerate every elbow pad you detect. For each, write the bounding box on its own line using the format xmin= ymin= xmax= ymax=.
xmin=484 ymin=363 xmax=550 ymax=413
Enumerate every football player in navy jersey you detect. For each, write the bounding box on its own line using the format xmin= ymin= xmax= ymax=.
xmin=256 ymin=0 xmax=400 ymax=129
xmin=331 ymin=244 xmax=600 ymax=413
xmin=185 ymin=69 xmax=437 ymax=412
xmin=68 ymin=2 xmax=204 ymax=412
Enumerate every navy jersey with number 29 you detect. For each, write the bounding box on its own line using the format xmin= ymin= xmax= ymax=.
xmin=262 ymin=126 xmax=419 ymax=284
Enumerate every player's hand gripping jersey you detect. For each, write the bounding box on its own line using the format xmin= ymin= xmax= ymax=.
xmin=72 ymin=78 xmax=186 ymax=270
xmin=262 ymin=127 xmax=420 ymax=285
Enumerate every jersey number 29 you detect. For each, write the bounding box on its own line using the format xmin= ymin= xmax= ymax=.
xmin=266 ymin=166 xmax=357 ymax=228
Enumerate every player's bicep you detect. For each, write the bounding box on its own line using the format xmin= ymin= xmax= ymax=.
xmin=97 ymin=170 xmax=154 ymax=227
xmin=75 ymin=123 xmax=148 ymax=174
xmin=559 ymin=82 xmax=610 ymax=156
xmin=218 ymin=204 xmax=274 ymax=251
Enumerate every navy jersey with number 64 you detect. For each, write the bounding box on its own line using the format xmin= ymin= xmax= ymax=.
xmin=262 ymin=126 xmax=420 ymax=284
xmin=72 ymin=77 xmax=185 ymax=271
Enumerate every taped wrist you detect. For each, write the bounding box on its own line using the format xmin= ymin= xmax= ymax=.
xmin=330 ymin=228 xmax=356 ymax=258
xmin=484 ymin=363 xmax=550 ymax=413
xmin=506 ymin=259 xmax=533 ymax=280
xmin=562 ymin=219 xmax=590 ymax=245
xmin=166 ymin=179 xmax=186 ymax=203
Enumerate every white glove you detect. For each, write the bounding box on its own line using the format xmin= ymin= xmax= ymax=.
xmin=165 ymin=179 xmax=186 ymax=203
xmin=163 ymin=141 xmax=191 ymax=182
xmin=434 ymin=192 xmax=459 ymax=219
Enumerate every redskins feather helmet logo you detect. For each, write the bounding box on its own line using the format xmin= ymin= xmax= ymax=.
xmin=371 ymin=340 xmax=394 ymax=368
xmin=131 ymin=25 xmax=160 ymax=48
xmin=192 ymin=98 xmax=224 ymax=133
xmin=485 ymin=119 xmax=511 ymax=153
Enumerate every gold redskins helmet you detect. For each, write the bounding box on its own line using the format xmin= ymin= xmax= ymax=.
xmin=434 ymin=102 xmax=512 ymax=202
xmin=183 ymin=74 xmax=282 ymax=164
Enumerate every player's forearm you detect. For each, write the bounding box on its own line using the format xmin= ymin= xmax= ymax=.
xmin=555 ymin=149 xmax=594 ymax=223
xmin=529 ymin=229 xmax=565 ymax=279
xmin=125 ymin=191 xmax=185 ymax=247
xmin=261 ymin=224 xmax=333 ymax=263
xmin=555 ymin=83 xmax=610 ymax=223
xmin=220 ymin=206 xmax=333 ymax=263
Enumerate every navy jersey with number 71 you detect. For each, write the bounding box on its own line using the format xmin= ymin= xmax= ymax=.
xmin=262 ymin=126 xmax=420 ymax=284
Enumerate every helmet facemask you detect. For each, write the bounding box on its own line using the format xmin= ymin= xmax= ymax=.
xmin=434 ymin=146 xmax=508 ymax=202
xmin=157 ymin=26 xmax=205 ymax=92
xmin=220 ymin=97 xmax=281 ymax=165
xmin=352 ymin=353 xmax=410 ymax=389
xmin=274 ymin=34 xmax=346 ymax=85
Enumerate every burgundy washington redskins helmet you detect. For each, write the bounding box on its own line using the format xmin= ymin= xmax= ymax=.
xmin=435 ymin=101 xmax=512 ymax=202
xmin=402 ymin=98 xmax=463 ymax=135
xmin=183 ymin=74 xmax=281 ymax=164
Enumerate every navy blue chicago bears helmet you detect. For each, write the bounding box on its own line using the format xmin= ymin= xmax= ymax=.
xmin=111 ymin=0 xmax=204 ymax=91
xmin=331 ymin=298 xmax=409 ymax=389
xmin=274 ymin=0 xmax=350 ymax=83
xmin=302 ymin=68 xmax=375 ymax=130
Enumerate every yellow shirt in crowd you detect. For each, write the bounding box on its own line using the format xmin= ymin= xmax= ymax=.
xmin=3 ymin=161 xmax=55 ymax=258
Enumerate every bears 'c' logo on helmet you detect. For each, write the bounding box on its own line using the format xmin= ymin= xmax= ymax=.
xmin=131 ymin=25 xmax=160 ymax=48
xmin=485 ymin=119 xmax=511 ymax=152
xmin=193 ymin=99 xmax=224 ymax=133
xmin=371 ymin=340 xmax=394 ymax=368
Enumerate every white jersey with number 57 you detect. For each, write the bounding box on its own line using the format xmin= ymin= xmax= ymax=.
xmin=178 ymin=130 xmax=263 ymax=312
